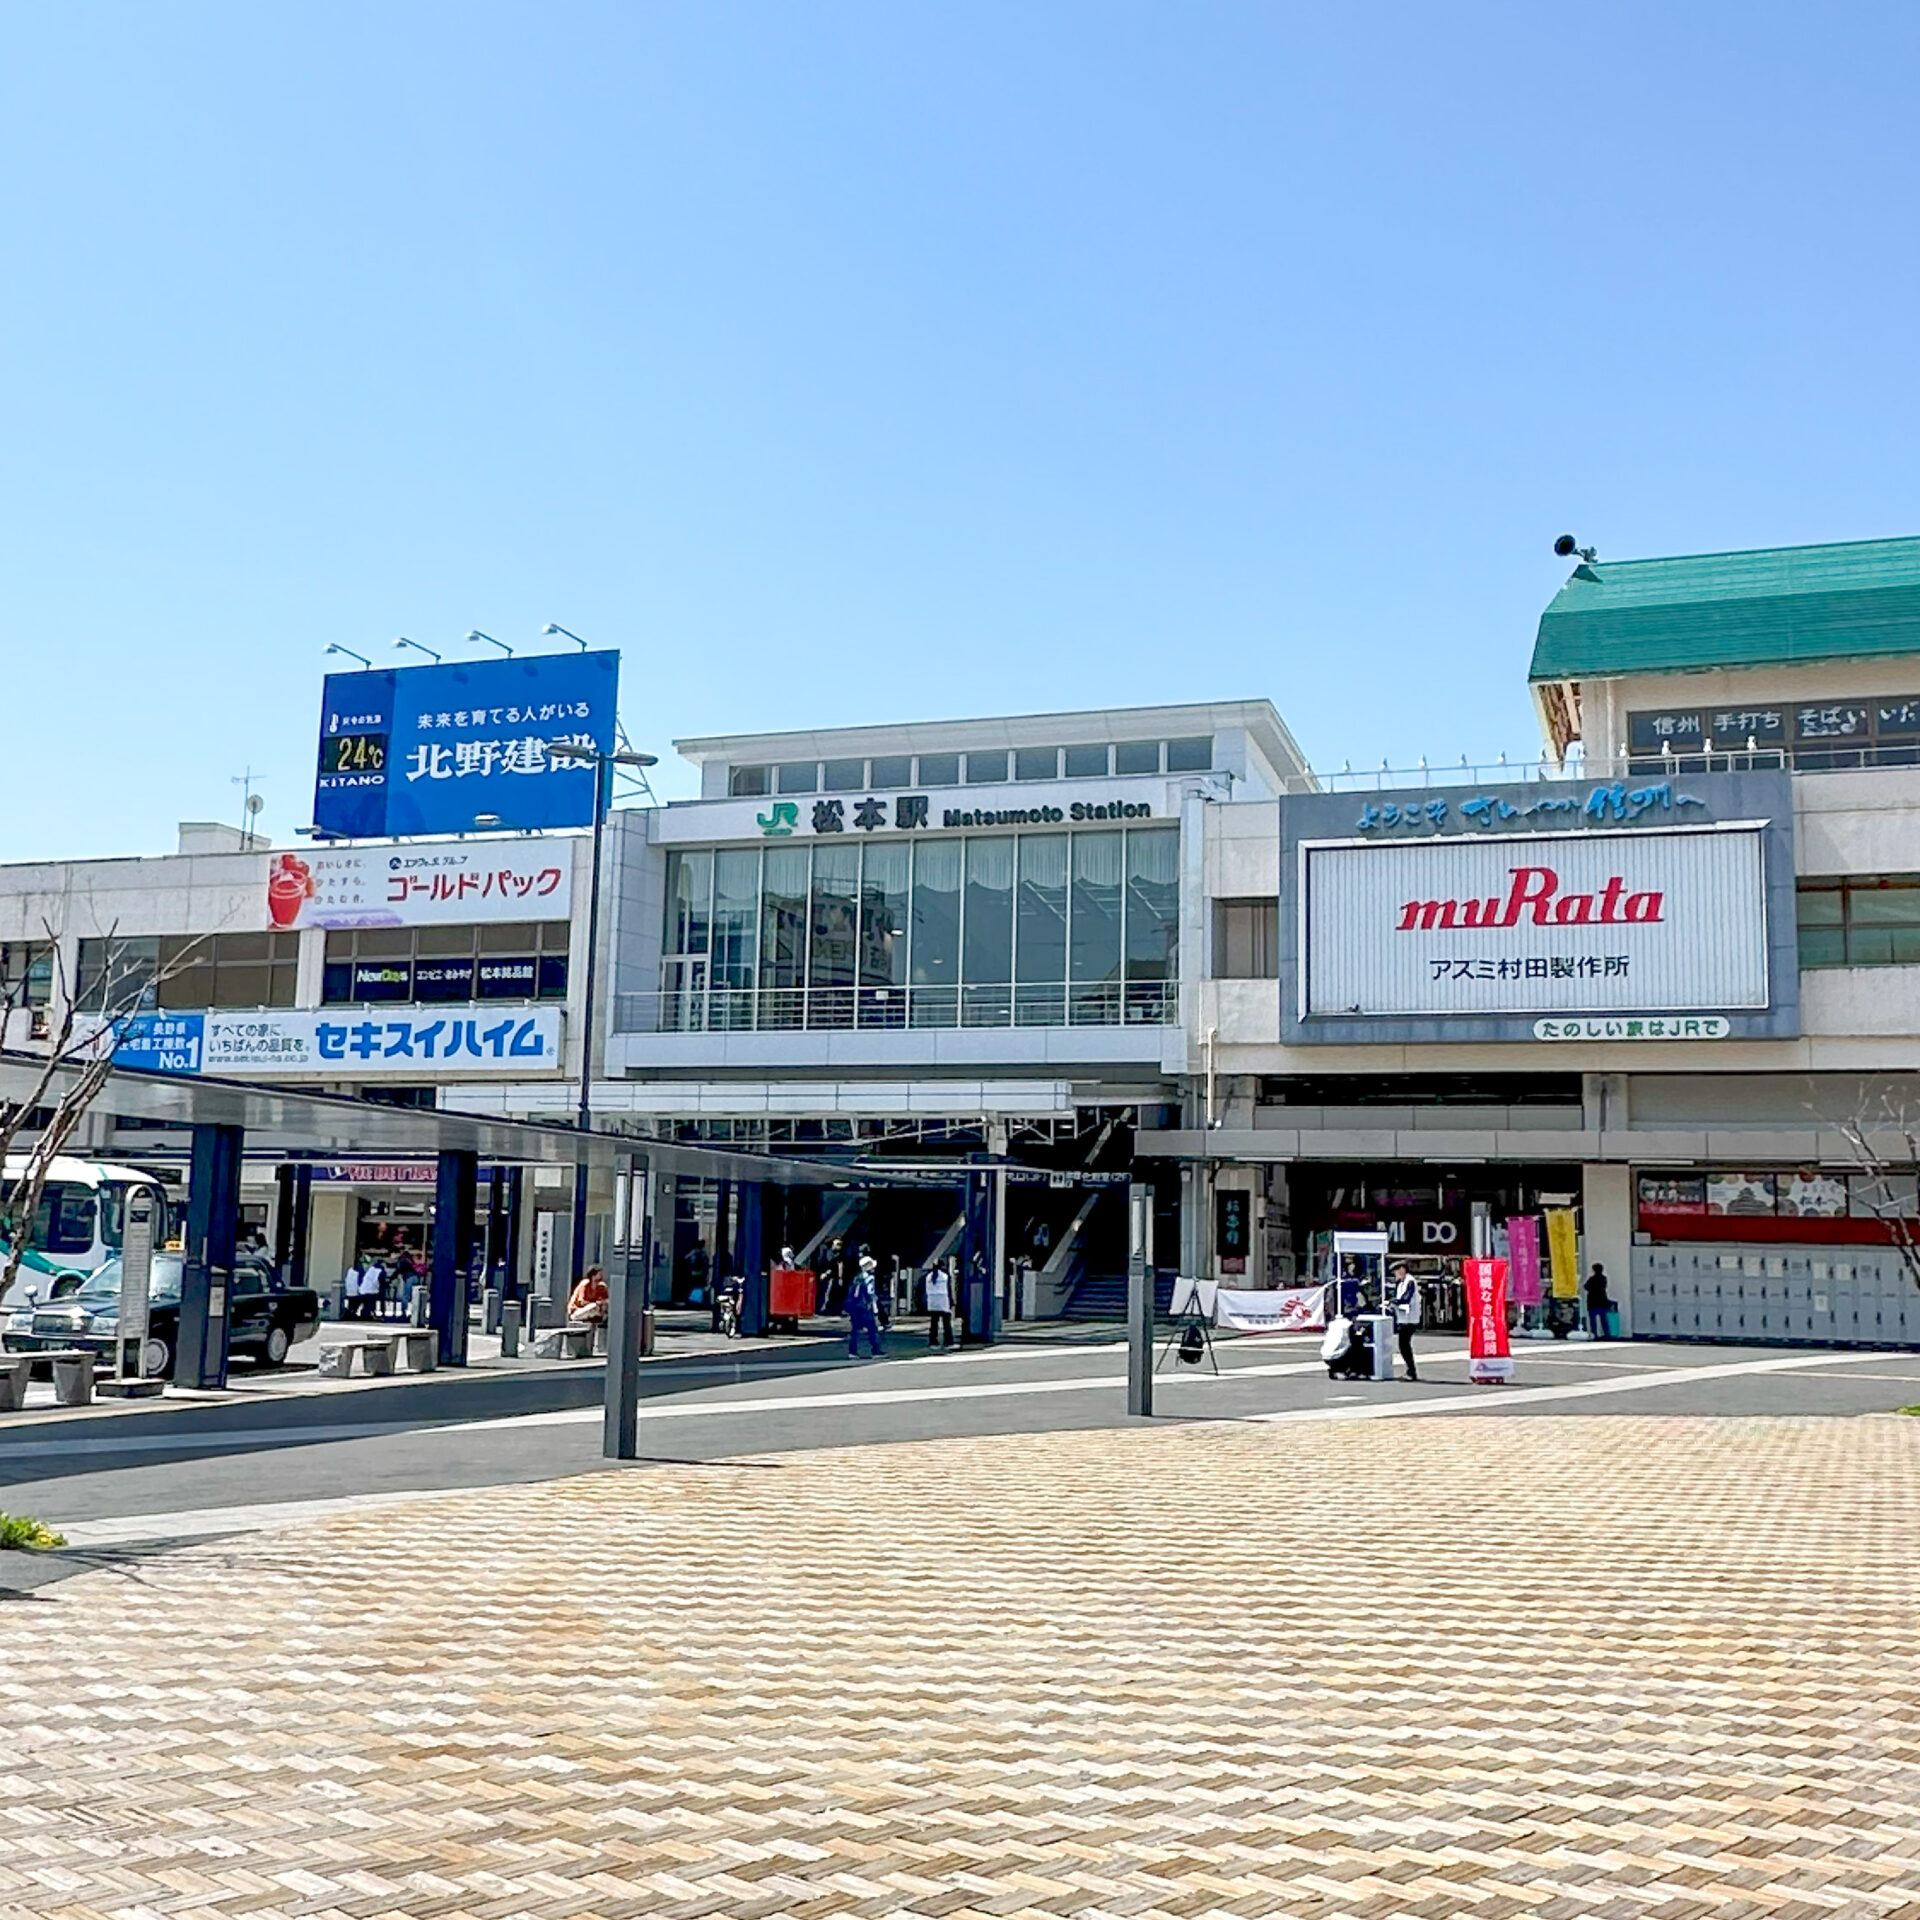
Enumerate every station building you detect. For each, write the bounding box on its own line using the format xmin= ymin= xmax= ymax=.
xmin=0 ymin=823 xmax=599 ymax=1298
xmin=7 ymin=534 xmax=1920 ymax=1346
xmin=1162 ymin=534 xmax=1920 ymax=1346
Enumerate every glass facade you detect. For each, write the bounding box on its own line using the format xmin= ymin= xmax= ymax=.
xmin=653 ymin=826 xmax=1180 ymax=1031
xmin=77 ymin=933 xmax=300 ymax=1012
xmin=322 ymin=922 xmax=570 ymax=1005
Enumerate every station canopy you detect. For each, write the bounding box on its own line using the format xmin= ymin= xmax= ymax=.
xmin=0 ymin=1050 xmax=883 ymax=1188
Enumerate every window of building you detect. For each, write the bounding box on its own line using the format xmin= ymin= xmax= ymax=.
xmin=1115 ymin=740 xmax=1161 ymax=776
xmin=1212 ymin=899 xmax=1278 ymax=978
xmin=1798 ymin=875 xmax=1920 ymax=968
xmin=1063 ymin=744 xmax=1110 ymax=777
xmin=728 ymin=765 xmax=770 ymax=797
xmin=77 ymin=933 xmax=299 ymax=1012
xmin=869 ymin=754 xmax=913 ymax=789
xmin=776 ymin=761 xmax=819 ymax=794
xmin=822 ymin=757 xmax=865 ymax=793
xmin=1 ymin=942 xmax=54 ymax=1009
xmin=659 ymin=825 xmax=1178 ymax=1032
xmin=1165 ymin=736 xmax=1213 ymax=773
xmin=322 ymin=922 xmax=569 ymax=1004
xmin=917 ymin=753 xmax=960 ymax=787
xmin=964 ymin=750 xmax=1009 ymax=785
xmin=1014 ymin=747 xmax=1059 ymax=782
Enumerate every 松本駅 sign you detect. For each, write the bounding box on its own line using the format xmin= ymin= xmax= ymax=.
xmin=1302 ymin=824 xmax=1769 ymax=1019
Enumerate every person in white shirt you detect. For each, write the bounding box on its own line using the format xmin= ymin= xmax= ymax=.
xmin=347 ymin=1258 xmax=382 ymax=1321
xmin=1390 ymin=1262 xmax=1422 ymax=1381
xmin=924 ymin=1261 xmax=955 ymax=1350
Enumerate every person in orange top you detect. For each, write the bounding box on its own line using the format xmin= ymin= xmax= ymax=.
xmin=567 ymin=1265 xmax=610 ymax=1326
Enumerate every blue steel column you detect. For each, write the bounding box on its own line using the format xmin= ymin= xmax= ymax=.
xmin=738 ymin=1183 xmax=766 ymax=1336
xmin=431 ymin=1149 xmax=478 ymax=1366
xmin=962 ymin=1169 xmax=995 ymax=1344
xmin=178 ymin=1122 xmax=243 ymax=1390
xmin=288 ymin=1163 xmax=313 ymax=1293
xmin=501 ymin=1166 xmax=524 ymax=1300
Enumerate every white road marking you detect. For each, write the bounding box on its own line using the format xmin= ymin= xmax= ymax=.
xmin=438 ymin=1357 xmax=1336 ymax=1434
xmin=1247 ymin=1349 xmax=1897 ymax=1422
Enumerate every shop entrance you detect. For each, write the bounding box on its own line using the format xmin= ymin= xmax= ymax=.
xmin=1290 ymin=1161 xmax=1585 ymax=1333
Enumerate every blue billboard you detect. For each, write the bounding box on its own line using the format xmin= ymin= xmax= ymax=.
xmin=313 ymin=650 xmax=620 ymax=837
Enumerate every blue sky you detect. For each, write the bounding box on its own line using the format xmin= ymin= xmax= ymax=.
xmin=3 ymin=2 xmax=1918 ymax=857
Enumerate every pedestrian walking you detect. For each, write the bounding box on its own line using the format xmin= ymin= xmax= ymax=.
xmin=1585 ymin=1263 xmax=1614 ymax=1340
xmin=822 ymin=1237 xmax=852 ymax=1315
xmin=1389 ymin=1262 xmax=1422 ymax=1382
xmin=924 ymin=1259 xmax=955 ymax=1349
xmin=683 ymin=1237 xmax=710 ymax=1307
xmin=846 ymin=1247 xmax=884 ymax=1358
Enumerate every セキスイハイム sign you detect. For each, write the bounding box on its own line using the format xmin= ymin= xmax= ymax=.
xmin=1300 ymin=823 xmax=1770 ymax=1019
xmin=114 ymin=1007 xmax=563 ymax=1077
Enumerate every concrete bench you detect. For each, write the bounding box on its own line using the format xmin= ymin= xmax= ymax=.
xmin=394 ymin=1328 xmax=438 ymax=1372
xmin=530 ymin=1322 xmax=602 ymax=1360
xmin=0 ymin=1349 xmax=95 ymax=1409
xmin=317 ymin=1330 xmax=440 ymax=1378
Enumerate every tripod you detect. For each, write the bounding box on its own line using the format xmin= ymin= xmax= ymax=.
xmin=1156 ymin=1290 xmax=1220 ymax=1374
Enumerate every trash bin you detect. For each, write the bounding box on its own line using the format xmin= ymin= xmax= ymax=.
xmin=1361 ymin=1311 xmax=1396 ymax=1381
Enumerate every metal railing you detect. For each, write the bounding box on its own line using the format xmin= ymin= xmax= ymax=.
xmin=1278 ymin=743 xmax=1920 ymax=792
xmin=1275 ymin=749 xmax=1793 ymax=794
xmin=613 ymin=980 xmax=1178 ymax=1035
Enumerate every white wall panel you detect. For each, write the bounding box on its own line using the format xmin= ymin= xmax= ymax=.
xmin=1303 ymin=825 xmax=1769 ymax=1018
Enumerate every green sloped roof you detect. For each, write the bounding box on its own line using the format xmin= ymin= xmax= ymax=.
xmin=1529 ymin=535 xmax=1920 ymax=681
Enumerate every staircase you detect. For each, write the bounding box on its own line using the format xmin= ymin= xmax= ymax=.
xmin=1061 ymin=1269 xmax=1176 ymax=1321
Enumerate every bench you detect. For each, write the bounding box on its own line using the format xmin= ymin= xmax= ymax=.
xmin=0 ymin=1349 xmax=96 ymax=1410
xmin=530 ymin=1322 xmax=602 ymax=1360
xmin=315 ymin=1330 xmax=439 ymax=1378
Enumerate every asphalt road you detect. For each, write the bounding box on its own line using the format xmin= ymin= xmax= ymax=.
xmin=4 ymin=1328 xmax=1919 ymax=1553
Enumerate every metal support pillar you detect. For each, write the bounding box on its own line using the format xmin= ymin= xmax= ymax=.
xmin=272 ymin=1164 xmax=296 ymax=1274
xmin=714 ymin=1178 xmax=734 ymax=1289
xmin=288 ymin=1163 xmax=312 ymax=1293
xmin=738 ymin=1182 xmax=766 ymax=1336
xmin=431 ymin=1149 xmax=478 ymax=1367
xmin=1127 ymin=1177 xmax=1155 ymax=1417
xmin=484 ymin=1167 xmax=507 ymax=1289
xmin=178 ymin=1122 xmax=243 ymax=1391
xmin=501 ymin=1165 xmax=524 ymax=1300
xmin=962 ymin=1170 xmax=996 ymax=1344
xmin=605 ymin=1152 xmax=647 ymax=1460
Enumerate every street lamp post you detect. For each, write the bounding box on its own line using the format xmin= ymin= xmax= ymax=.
xmin=546 ymin=737 xmax=658 ymax=1285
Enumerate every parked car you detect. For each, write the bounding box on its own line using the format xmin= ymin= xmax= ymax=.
xmin=1 ymin=1254 xmax=320 ymax=1378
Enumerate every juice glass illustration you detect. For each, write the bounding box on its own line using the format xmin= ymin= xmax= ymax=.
xmin=268 ymin=854 xmax=315 ymax=928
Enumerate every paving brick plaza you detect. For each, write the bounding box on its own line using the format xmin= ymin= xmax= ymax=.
xmin=4 ymin=1413 xmax=1919 ymax=1919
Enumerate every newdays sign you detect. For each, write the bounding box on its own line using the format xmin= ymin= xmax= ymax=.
xmin=1301 ymin=823 xmax=1770 ymax=1019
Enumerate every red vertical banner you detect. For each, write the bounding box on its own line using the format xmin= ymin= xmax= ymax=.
xmin=1463 ymin=1257 xmax=1512 ymax=1384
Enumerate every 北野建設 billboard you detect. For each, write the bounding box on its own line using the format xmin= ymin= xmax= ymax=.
xmin=1300 ymin=824 xmax=1769 ymax=1020
xmin=313 ymin=651 xmax=619 ymax=838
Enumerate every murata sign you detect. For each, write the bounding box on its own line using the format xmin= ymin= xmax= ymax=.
xmin=1301 ymin=824 xmax=1769 ymax=1019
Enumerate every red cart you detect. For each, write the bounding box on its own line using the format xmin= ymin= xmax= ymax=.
xmin=767 ymin=1265 xmax=817 ymax=1334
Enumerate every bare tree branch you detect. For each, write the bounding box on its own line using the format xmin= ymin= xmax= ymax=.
xmin=1829 ymin=1080 xmax=1920 ymax=1295
xmin=1 ymin=927 xmax=213 ymax=1303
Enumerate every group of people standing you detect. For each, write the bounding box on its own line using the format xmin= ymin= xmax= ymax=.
xmin=818 ymin=1238 xmax=959 ymax=1357
xmin=341 ymin=1247 xmax=418 ymax=1320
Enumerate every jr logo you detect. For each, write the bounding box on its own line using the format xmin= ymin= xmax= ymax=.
xmin=756 ymin=802 xmax=799 ymax=838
